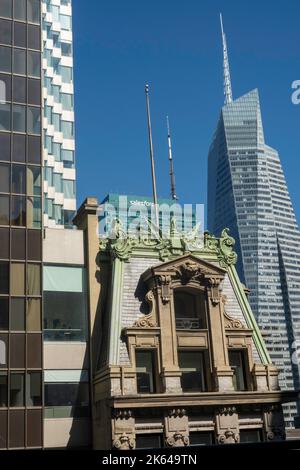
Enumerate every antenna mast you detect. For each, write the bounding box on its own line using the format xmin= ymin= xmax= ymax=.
xmin=220 ymin=13 xmax=233 ymax=104
xmin=145 ymin=84 xmax=159 ymax=227
xmin=167 ymin=116 xmax=178 ymax=201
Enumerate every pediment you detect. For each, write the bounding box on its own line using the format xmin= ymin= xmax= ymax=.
xmin=142 ymin=253 xmax=226 ymax=284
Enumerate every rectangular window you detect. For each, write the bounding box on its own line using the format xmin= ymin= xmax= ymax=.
xmin=0 ymin=373 xmax=7 ymax=407
xmin=14 ymin=0 xmax=26 ymax=21
xmin=190 ymin=432 xmax=214 ymax=446
xmin=14 ymin=22 xmax=26 ymax=48
xmin=28 ymin=78 xmax=40 ymax=105
xmin=239 ymin=429 xmax=262 ymax=443
xmin=9 ymin=410 xmax=25 ymax=448
xmin=27 ymin=0 xmax=40 ymax=24
xmin=27 ymin=263 xmax=40 ymax=295
xmin=27 ymin=229 xmax=41 ymax=260
xmin=28 ymin=24 xmax=40 ymax=50
xmin=27 ymin=298 xmax=40 ymax=331
xmin=0 ymin=73 xmax=11 ymax=102
xmin=12 ymin=164 xmax=26 ymax=194
xmin=26 ymin=372 xmax=41 ymax=406
xmin=27 ymin=106 xmax=40 ymax=134
xmin=0 ymin=227 xmax=9 ymax=258
xmin=0 ymin=333 xmax=8 ymax=367
xmin=13 ymin=104 xmax=26 ymax=132
xmin=0 ymin=133 xmax=11 ymax=161
xmin=11 ymin=228 xmax=25 ymax=259
xmin=27 ymin=196 xmax=41 ymax=228
xmin=0 ymin=261 xmax=9 ymax=294
xmin=10 ymin=373 xmax=25 ymax=407
xmin=13 ymin=48 xmax=26 ymax=75
xmin=136 ymin=350 xmax=156 ymax=394
xmin=12 ymin=134 xmax=25 ymax=163
xmin=10 ymin=298 xmax=25 ymax=331
xmin=27 ymin=135 xmax=40 ymax=164
xmin=13 ymin=76 xmax=26 ymax=103
xmin=0 ymin=19 xmax=12 ymax=45
xmin=11 ymin=262 xmax=25 ymax=295
xmin=0 ymin=410 xmax=7 ymax=448
xmin=27 ymin=166 xmax=41 ymax=196
xmin=27 ymin=333 xmax=41 ymax=368
xmin=0 ymin=163 xmax=10 ymax=193
xmin=11 ymin=195 xmax=26 ymax=226
xmin=179 ymin=351 xmax=206 ymax=392
xmin=0 ymin=0 xmax=12 ymax=19
xmin=0 ymin=298 xmax=9 ymax=330
xmin=136 ymin=434 xmax=162 ymax=449
xmin=0 ymin=103 xmax=11 ymax=131
xmin=0 ymin=45 xmax=11 ymax=72
xmin=27 ymin=50 xmax=40 ymax=77
xmin=10 ymin=333 xmax=25 ymax=368
xmin=229 ymin=350 xmax=247 ymax=391
xmin=45 ymin=383 xmax=89 ymax=407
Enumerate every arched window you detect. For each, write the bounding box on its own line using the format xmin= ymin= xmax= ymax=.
xmin=174 ymin=289 xmax=206 ymax=330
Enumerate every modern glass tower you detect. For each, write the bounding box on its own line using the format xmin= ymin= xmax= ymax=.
xmin=42 ymin=0 xmax=76 ymax=228
xmin=208 ymin=17 xmax=300 ymax=427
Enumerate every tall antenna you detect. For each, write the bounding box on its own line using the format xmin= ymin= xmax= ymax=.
xmin=167 ymin=116 xmax=178 ymax=201
xmin=220 ymin=13 xmax=233 ymax=105
xmin=145 ymin=84 xmax=159 ymax=227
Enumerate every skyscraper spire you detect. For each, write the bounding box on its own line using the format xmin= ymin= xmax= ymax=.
xmin=220 ymin=13 xmax=233 ymax=104
xmin=167 ymin=116 xmax=178 ymax=201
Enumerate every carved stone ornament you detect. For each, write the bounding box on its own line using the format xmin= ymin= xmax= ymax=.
xmin=168 ymin=408 xmax=186 ymax=418
xmin=267 ymin=428 xmax=286 ymax=441
xmin=113 ymin=433 xmax=135 ymax=450
xmin=207 ymin=277 xmax=222 ymax=306
xmin=166 ymin=432 xmax=189 ymax=447
xmin=159 ymin=275 xmax=172 ymax=304
xmin=219 ymin=406 xmax=237 ymax=416
xmin=222 ymin=296 xmax=245 ymax=329
xmin=134 ymin=291 xmax=157 ymax=328
xmin=218 ymin=228 xmax=238 ymax=268
xmin=173 ymin=262 xmax=203 ymax=284
xmin=217 ymin=429 xmax=240 ymax=444
xmin=112 ymin=409 xmax=133 ymax=420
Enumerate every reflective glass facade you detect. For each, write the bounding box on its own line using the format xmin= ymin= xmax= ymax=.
xmin=42 ymin=0 xmax=76 ymax=228
xmin=208 ymin=89 xmax=300 ymax=427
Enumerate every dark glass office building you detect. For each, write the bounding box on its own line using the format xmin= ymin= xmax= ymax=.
xmin=0 ymin=0 xmax=43 ymax=449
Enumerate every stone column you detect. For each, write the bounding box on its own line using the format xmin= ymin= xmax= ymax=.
xmin=112 ymin=410 xmax=136 ymax=450
xmin=215 ymin=407 xmax=239 ymax=444
xmin=206 ymin=277 xmax=234 ymax=391
xmin=165 ymin=409 xmax=189 ymax=447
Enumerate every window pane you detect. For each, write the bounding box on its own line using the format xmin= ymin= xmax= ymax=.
xmin=0 ymin=103 xmax=11 ymax=131
xmin=27 ymin=298 xmax=40 ymax=331
xmin=13 ymin=104 xmax=25 ymax=132
xmin=13 ymin=0 xmax=26 ymax=21
xmin=27 ymin=135 xmax=40 ymax=163
xmin=27 ymin=50 xmax=40 ymax=77
xmin=0 ymin=374 xmax=8 ymax=407
xmin=136 ymin=435 xmax=162 ymax=449
xmin=0 ymin=298 xmax=9 ymax=330
xmin=26 ymin=409 xmax=42 ymax=448
xmin=9 ymin=410 xmax=24 ymax=448
xmin=44 ymin=291 xmax=87 ymax=342
xmin=0 ymin=195 xmax=9 ymax=225
xmin=27 ymin=166 xmax=40 ymax=196
xmin=229 ymin=350 xmax=247 ymax=391
xmin=45 ymin=383 xmax=89 ymax=407
xmin=0 ymin=262 xmax=9 ymax=294
xmin=27 ymin=263 xmax=40 ymax=295
xmin=0 ymin=73 xmax=11 ymax=101
xmin=10 ymin=334 xmax=25 ymax=368
xmin=27 ymin=333 xmax=41 ymax=368
xmin=27 ymin=196 xmax=41 ymax=228
xmin=11 ymin=262 xmax=25 ymax=295
xmin=0 ymin=410 xmax=7 ymax=448
xmin=0 ymin=0 xmax=12 ymax=18
xmin=26 ymin=372 xmax=41 ymax=406
xmin=0 ymin=163 xmax=10 ymax=193
xmin=11 ymin=195 xmax=26 ymax=226
xmin=12 ymin=164 xmax=25 ymax=194
xmin=27 ymin=229 xmax=41 ymax=260
xmin=0 ymin=46 xmax=11 ymax=72
xmin=0 ymin=228 xmax=9 ymax=258
xmin=12 ymin=133 xmax=25 ymax=162
xmin=239 ymin=430 xmax=262 ymax=443
xmin=27 ymin=0 xmax=40 ymax=24
xmin=0 ymin=333 xmax=7 ymax=367
xmin=11 ymin=228 xmax=25 ymax=259
xmin=136 ymin=350 xmax=155 ymax=394
xmin=28 ymin=78 xmax=40 ymax=105
xmin=10 ymin=373 xmax=24 ymax=406
xmin=14 ymin=22 xmax=26 ymax=48
xmin=28 ymin=24 xmax=40 ymax=50
xmin=0 ymin=133 xmax=10 ymax=161
xmin=0 ymin=19 xmax=12 ymax=45
xmin=179 ymin=352 xmax=206 ymax=392
xmin=27 ymin=106 xmax=40 ymax=134
xmin=13 ymin=75 xmax=26 ymax=103
xmin=190 ymin=432 xmax=214 ymax=446
xmin=13 ymin=48 xmax=26 ymax=74
xmin=10 ymin=298 xmax=25 ymax=331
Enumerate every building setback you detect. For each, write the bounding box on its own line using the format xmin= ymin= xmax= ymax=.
xmin=208 ymin=21 xmax=300 ymax=427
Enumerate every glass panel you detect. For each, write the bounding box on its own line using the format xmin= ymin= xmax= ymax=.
xmin=136 ymin=350 xmax=155 ymax=394
xmin=28 ymin=78 xmax=40 ymax=105
xmin=26 ymin=166 xmax=40 ymax=195
xmin=10 ymin=334 xmax=25 ymax=368
xmin=27 ymin=298 xmax=40 ymax=331
xmin=26 ymin=409 xmax=42 ymax=448
xmin=13 ymin=48 xmax=26 ymax=74
xmin=9 ymin=410 xmax=24 ymax=448
xmin=0 ymin=0 xmax=12 ymax=18
xmin=28 ymin=24 xmax=40 ymax=50
xmin=0 ymin=73 xmax=11 ymax=101
xmin=136 ymin=434 xmax=162 ymax=449
xmin=0 ymin=195 xmax=9 ymax=225
xmin=239 ymin=430 xmax=262 ymax=443
xmin=13 ymin=75 xmax=26 ymax=103
xmin=27 ymin=135 xmax=40 ymax=163
xmin=10 ymin=298 xmax=25 ymax=331
xmin=0 ymin=19 xmax=12 ymax=45
xmin=0 ymin=46 xmax=11 ymax=72
xmin=0 ymin=410 xmax=7 ymax=448
xmin=14 ymin=22 xmax=26 ymax=48
xmin=174 ymin=290 xmax=206 ymax=329
xmin=13 ymin=104 xmax=25 ymax=132
xmin=27 ymin=0 xmax=40 ymax=24
xmin=190 ymin=432 xmax=214 ymax=446
xmin=0 ymin=133 xmax=10 ymax=161
xmin=0 ymin=228 xmax=9 ymax=258
xmin=0 ymin=163 xmax=10 ymax=193
xmin=0 ymin=333 xmax=7 ymax=367
xmin=26 ymin=196 xmax=41 ymax=228
xmin=0 ymin=375 xmax=7 ymax=407
xmin=27 ymin=50 xmax=40 ymax=77
xmin=10 ymin=372 xmax=24 ymax=408
xmin=0 ymin=298 xmax=9 ymax=330
xmin=43 ymin=266 xmax=86 ymax=292
xmin=0 ymin=262 xmax=9 ymax=294
xmin=45 ymin=383 xmax=89 ymax=407
xmin=229 ymin=350 xmax=247 ymax=391
xmin=12 ymin=133 xmax=25 ymax=162
xmin=27 ymin=229 xmax=41 ymax=260
xmin=12 ymin=164 xmax=26 ymax=194
xmin=13 ymin=0 xmax=26 ymax=21
xmin=11 ymin=262 xmax=25 ymax=295
xmin=11 ymin=228 xmax=25 ymax=259
xmin=27 ymin=333 xmax=41 ymax=368
xmin=27 ymin=106 xmax=40 ymax=134
xmin=11 ymin=195 xmax=26 ymax=226
xmin=27 ymin=263 xmax=40 ymax=295
xmin=0 ymin=103 xmax=11 ymax=131
xmin=44 ymin=291 xmax=87 ymax=342
xmin=179 ymin=351 xmax=206 ymax=392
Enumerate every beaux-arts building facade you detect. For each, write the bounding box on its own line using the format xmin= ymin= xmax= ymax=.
xmin=74 ymin=198 xmax=297 ymax=450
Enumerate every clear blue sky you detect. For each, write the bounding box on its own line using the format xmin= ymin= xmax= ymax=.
xmin=73 ymin=0 xmax=300 ymax=226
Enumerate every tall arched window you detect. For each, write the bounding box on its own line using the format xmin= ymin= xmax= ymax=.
xmin=174 ymin=289 xmax=207 ymax=330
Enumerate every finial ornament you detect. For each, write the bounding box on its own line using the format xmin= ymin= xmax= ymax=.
xmin=220 ymin=13 xmax=233 ymax=104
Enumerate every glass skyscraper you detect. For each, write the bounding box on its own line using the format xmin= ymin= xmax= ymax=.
xmin=42 ymin=0 xmax=76 ymax=228
xmin=208 ymin=22 xmax=300 ymax=427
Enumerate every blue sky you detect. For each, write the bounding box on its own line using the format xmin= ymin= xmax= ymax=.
xmin=73 ymin=0 xmax=300 ymax=227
